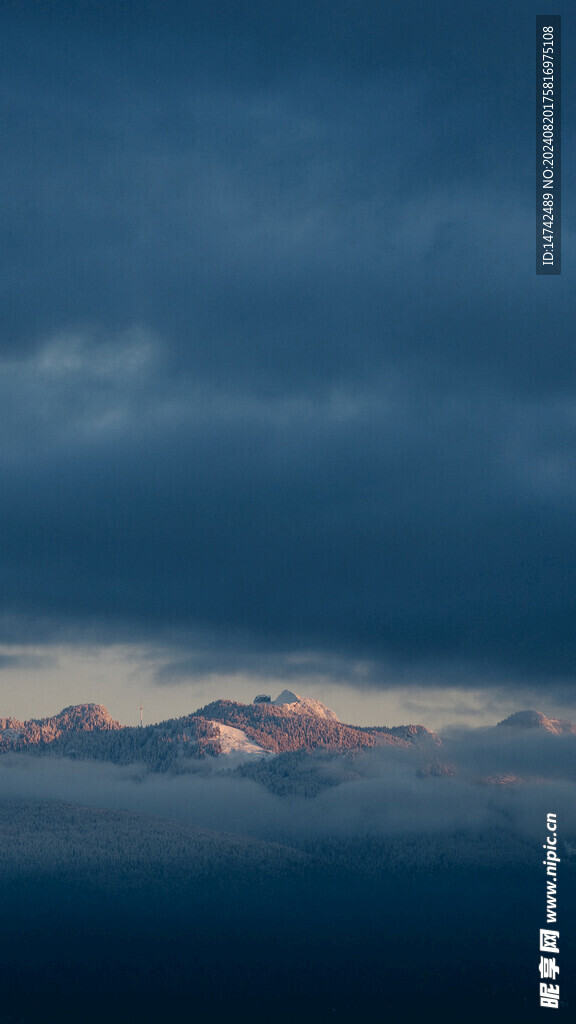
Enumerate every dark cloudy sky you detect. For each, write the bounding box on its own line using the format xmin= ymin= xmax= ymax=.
xmin=1 ymin=0 xmax=575 ymax=725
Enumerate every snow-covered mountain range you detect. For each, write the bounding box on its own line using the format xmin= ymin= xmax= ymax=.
xmin=1 ymin=693 xmax=573 ymax=775
xmin=0 ymin=689 xmax=434 ymax=770
xmin=0 ymin=690 xmax=573 ymax=788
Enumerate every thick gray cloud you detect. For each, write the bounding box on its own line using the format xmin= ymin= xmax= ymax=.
xmin=1 ymin=0 xmax=575 ymax=693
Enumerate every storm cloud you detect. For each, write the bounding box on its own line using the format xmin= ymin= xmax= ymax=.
xmin=1 ymin=0 xmax=575 ymax=699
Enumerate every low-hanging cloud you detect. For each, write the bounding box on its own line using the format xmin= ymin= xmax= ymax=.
xmin=2 ymin=723 xmax=575 ymax=851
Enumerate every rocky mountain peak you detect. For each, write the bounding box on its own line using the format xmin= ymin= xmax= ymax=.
xmin=253 ymin=689 xmax=339 ymax=721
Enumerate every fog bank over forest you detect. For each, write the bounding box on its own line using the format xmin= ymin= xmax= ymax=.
xmin=1 ymin=722 xmax=575 ymax=846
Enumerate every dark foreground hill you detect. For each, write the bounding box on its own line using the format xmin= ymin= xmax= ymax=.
xmin=0 ymin=797 xmax=572 ymax=1024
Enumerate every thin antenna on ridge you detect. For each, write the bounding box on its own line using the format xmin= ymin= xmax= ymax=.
xmin=139 ymin=700 xmax=144 ymax=728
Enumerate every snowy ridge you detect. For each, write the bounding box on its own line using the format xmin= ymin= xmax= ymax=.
xmin=208 ymin=722 xmax=275 ymax=766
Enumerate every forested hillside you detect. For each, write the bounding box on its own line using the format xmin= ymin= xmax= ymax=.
xmin=33 ymin=717 xmax=223 ymax=771
xmin=193 ymin=699 xmax=420 ymax=753
xmin=0 ymin=799 xmax=311 ymax=886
